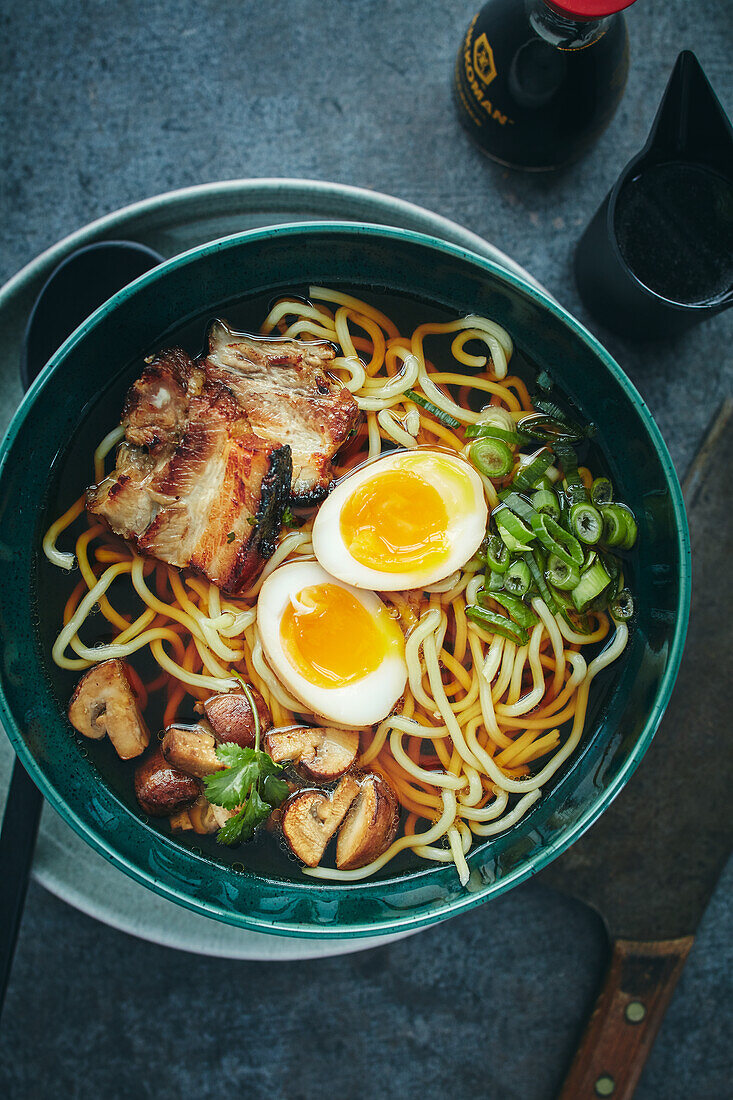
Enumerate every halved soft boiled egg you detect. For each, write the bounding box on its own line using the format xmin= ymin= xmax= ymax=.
xmin=312 ymin=448 xmax=488 ymax=590
xmin=257 ymin=561 xmax=407 ymax=726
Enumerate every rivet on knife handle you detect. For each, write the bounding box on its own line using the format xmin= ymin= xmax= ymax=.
xmin=556 ymin=937 xmax=694 ymax=1100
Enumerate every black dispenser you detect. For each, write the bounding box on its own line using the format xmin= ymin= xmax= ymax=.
xmin=575 ymin=51 xmax=733 ymax=339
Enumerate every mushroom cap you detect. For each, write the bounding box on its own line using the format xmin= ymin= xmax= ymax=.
xmin=134 ymin=747 xmax=201 ymax=817
xmin=281 ymin=775 xmax=360 ymax=866
xmin=265 ymin=725 xmax=359 ymax=783
xmin=202 ymin=687 xmax=272 ymax=748
xmin=162 ymin=724 xmax=223 ymax=778
xmin=68 ymin=658 xmax=150 ymax=759
xmin=336 ymin=772 xmax=400 ymax=870
xmin=187 ymin=794 xmax=225 ymax=835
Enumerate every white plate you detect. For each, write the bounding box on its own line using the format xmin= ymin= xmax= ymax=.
xmin=0 ymin=178 xmax=539 ymax=959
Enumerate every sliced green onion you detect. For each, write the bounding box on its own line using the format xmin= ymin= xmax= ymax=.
xmin=464 ymin=423 xmax=523 ymax=446
xmin=524 ymin=550 xmax=558 ymax=613
xmin=405 ymin=390 xmax=460 ymax=429
xmin=486 ymin=591 xmax=539 ymax=628
xmin=503 ymin=559 xmax=531 ymax=597
xmin=610 ymin=588 xmax=635 ymax=621
xmin=591 ymin=477 xmax=613 ymax=506
xmin=530 ymin=513 xmax=583 ymax=571
xmin=554 ymin=442 xmax=588 ymax=505
xmin=533 ymin=398 xmax=595 ymax=440
xmin=466 ymin=605 xmax=529 ymax=646
xmin=485 ymin=534 xmax=510 ymax=573
xmin=569 ymin=501 xmax=603 ymax=545
xmin=470 ymin=437 xmax=513 ymax=479
xmin=513 ymin=448 xmax=554 ymax=493
xmin=533 ymin=397 xmax=569 ymax=422
xmin=601 ymin=503 xmax=633 ymax=547
xmin=486 ymin=568 xmax=505 ymax=592
xmin=572 ymin=560 xmax=611 ymax=610
xmin=495 ymin=508 xmax=535 ymax=553
xmin=601 ymin=553 xmax=622 ymax=600
xmin=620 ymin=511 xmax=638 ymax=550
xmin=534 ymin=474 xmax=554 ymax=492
xmin=552 ymin=587 xmax=597 ymax=634
xmin=535 ymin=370 xmax=554 ymax=392
xmin=498 ymin=490 xmax=537 ymax=525
xmin=531 ymin=488 xmax=561 ymax=520
xmin=546 ymin=553 xmax=581 ymax=591
xmin=518 ymin=413 xmax=586 ymax=443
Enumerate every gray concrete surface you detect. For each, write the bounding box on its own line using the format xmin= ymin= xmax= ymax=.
xmin=0 ymin=1 xmax=731 ymax=1097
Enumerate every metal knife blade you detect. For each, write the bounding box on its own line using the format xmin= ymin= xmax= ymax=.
xmin=540 ymin=400 xmax=733 ymax=942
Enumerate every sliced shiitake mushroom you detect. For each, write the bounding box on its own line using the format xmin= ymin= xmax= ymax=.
xmin=201 ymin=688 xmax=272 ymax=748
xmin=265 ymin=726 xmax=359 ymax=783
xmin=281 ymin=775 xmax=361 ymax=867
xmin=161 ymin=723 xmax=223 ymax=778
xmin=169 ymin=809 xmax=194 ymax=833
xmin=134 ymin=747 xmax=201 ymax=817
xmin=68 ymin=658 xmax=149 ymax=760
xmin=336 ymin=772 xmax=400 ymax=870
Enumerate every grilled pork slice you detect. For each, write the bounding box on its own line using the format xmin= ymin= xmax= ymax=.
xmin=87 ymin=348 xmax=292 ymax=593
xmin=205 ymin=320 xmax=360 ymax=503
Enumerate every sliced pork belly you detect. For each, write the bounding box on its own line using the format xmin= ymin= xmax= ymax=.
xmin=205 ymin=320 xmax=360 ymax=503
xmin=87 ymin=348 xmax=291 ymax=593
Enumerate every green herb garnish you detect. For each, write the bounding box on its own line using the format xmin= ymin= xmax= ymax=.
xmin=226 ymin=531 xmax=236 ymax=543
xmin=202 ymin=678 xmax=289 ymax=846
xmin=281 ymin=505 xmax=300 ymax=528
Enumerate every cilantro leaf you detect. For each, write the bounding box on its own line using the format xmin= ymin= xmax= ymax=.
xmin=281 ymin=506 xmax=298 ymax=528
xmin=261 ymin=772 xmax=290 ymax=806
xmin=203 ymin=744 xmax=260 ymax=809
xmin=202 ymin=740 xmax=290 ymax=846
xmin=216 ymin=788 xmax=272 ymax=846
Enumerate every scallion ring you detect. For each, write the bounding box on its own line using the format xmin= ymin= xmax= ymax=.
xmin=600 ymin=503 xmax=634 ymax=548
xmin=591 ymin=477 xmax=613 ymax=506
xmin=610 ymin=588 xmax=635 ymax=621
xmin=485 ymin=535 xmax=510 ymax=573
xmin=546 ymin=553 xmax=581 ymax=591
xmin=531 ymin=488 xmax=561 ymax=520
xmin=469 ymin=437 xmax=513 ymax=479
xmin=503 ymin=559 xmax=531 ymax=597
xmin=569 ymin=501 xmax=603 ymax=545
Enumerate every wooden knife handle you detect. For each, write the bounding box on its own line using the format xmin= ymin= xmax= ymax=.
xmin=557 ymin=936 xmax=694 ymax=1100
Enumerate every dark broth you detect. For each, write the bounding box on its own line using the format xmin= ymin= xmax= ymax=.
xmin=614 ymin=161 xmax=733 ymax=305
xmin=37 ymin=286 xmax=629 ymax=883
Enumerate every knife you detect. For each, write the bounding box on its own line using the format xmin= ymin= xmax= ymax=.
xmin=542 ymin=399 xmax=733 ymax=1100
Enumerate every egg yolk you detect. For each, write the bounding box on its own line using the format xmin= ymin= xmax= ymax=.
xmin=339 ymin=468 xmax=450 ymax=574
xmin=280 ymin=583 xmax=401 ymax=689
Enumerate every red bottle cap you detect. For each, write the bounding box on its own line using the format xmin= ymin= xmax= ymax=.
xmin=545 ymin=0 xmax=638 ymax=17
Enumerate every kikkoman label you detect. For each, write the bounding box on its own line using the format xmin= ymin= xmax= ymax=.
xmin=456 ymin=14 xmax=514 ymax=130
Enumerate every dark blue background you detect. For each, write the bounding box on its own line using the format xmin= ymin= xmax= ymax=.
xmin=0 ymin=2 xmax=731 ymax=1097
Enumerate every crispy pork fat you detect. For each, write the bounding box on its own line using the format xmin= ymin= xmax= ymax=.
xmin=86 ymin=349 xmax=289 ymax=594
xmin=86 ymin=324 xmax=358 ymax=592
xmin=205 ymin=321 xmax=359 ymax=503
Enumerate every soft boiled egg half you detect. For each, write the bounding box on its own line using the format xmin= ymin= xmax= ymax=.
xmin=257 ymin=561 xmax=407 ymax=726
xmin=312 ymin=448 xmax=488 ymax=590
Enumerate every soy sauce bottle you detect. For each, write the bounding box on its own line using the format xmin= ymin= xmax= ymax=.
xmin=454 ymin=0 xmax=637 ymax=171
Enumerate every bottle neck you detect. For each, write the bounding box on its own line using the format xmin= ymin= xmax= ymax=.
xmin=526 ymin=0 xmax=611 ymax=49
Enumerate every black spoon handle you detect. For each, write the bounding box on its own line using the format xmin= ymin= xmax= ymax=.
xmin=0 ymin=759 xmax=43 ymax=1018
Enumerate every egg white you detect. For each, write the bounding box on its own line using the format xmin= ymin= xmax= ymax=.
xmin=312 ymin=448 xmax=488 ymax=591
xmin=257 ymin=561 xmax=408 ymax=727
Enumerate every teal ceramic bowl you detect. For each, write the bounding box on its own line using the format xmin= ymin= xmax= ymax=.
xmin=0 ymin=224 xmax=689 ymax=938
